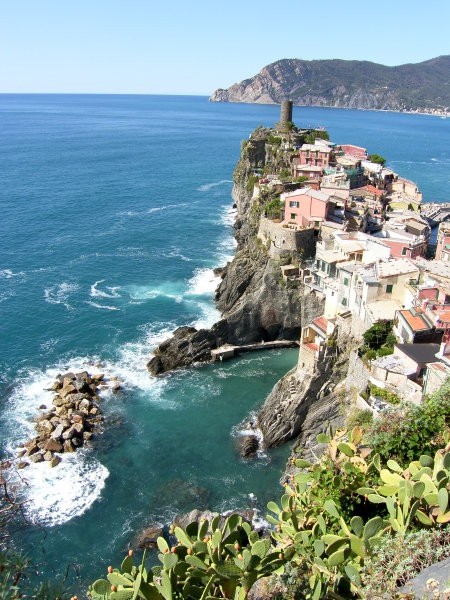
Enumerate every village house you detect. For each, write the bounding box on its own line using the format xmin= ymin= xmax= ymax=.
xmin=371 ymin=214 xmax=429 ymax=258
xmin=294 ymin=142 xmax=332 ymax=169
xmin=393 ymin=307 xmax=435 ymax=344
xmin=282 ymin=187 xmax=333 ymax=230
xmin=435 ymin=221 xmax=450 ymax=261
xmin=334 ymin=155 xmax=365 ymax=188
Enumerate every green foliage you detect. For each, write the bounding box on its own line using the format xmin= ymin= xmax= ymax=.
xmin=362 ymin=320 xmax=393 ymax=350
xmin=368 ymin=385 xmax=400 ymax=406
xmin=366 ymin=379 xmax=450 ymax=464
xmin=267 ymin=135 xmax=282 ymax=146
xmin=88 ymin=515 xmax=285 ymax=600
xmin=264 ymin=198 xmax=284 ymax=220
xmin=246 ymin=174 xmax=259 ymax=193
xmin=368 ymin=154 xmax=386 ymax=166
xmin=359 ymin=320 xmax=395 ymax=361
xmin=279 ymin=169 xmax=293 ymax=182
xmin=303 ymin=130 xmax=330 ymax=144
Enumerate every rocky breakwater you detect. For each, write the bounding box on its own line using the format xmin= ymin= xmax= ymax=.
xmin=16 ymin=371 xmax=108 ymax=468
xmin=147 ymin=127 xmax=323 ymax=376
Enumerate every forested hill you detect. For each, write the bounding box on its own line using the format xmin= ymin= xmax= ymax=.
xmin=210 ymin=56 xmax=450 ymax=113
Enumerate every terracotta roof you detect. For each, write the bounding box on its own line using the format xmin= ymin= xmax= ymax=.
xmin=313 ymin=316 xmax=328 ymax=333
xmin=398 ymin=309 xmax=431 ymax=332
xmin=354 ymin=185 xmax=384 ymax=198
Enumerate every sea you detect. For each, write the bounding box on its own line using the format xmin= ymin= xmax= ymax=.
xmin=0 ymin=94 xmax=449 ymax=591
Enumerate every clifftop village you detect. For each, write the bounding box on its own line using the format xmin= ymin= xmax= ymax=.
xmin=250 ymin=101 xmax=450 ymax=408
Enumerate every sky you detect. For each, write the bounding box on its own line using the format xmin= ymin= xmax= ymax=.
xmin=1 ymin=0 xmax=449 ymax=95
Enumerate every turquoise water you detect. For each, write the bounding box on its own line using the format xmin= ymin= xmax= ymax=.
xmin=0 ymin=95 xmax=449 ymax=590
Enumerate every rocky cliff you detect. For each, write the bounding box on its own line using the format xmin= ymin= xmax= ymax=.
xmin=147 ymin=127 xmax=323 ymax=375
xmin=210 ymin=56 xmax=450 ymax=113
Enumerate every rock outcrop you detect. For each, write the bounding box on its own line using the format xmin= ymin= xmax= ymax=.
xmin=16 ymin=371 xmax=112 ymax=468
xmin=210 ymin=56 xmax=450 ymax=113
xmin=245 ymin=330 xmax=353 ymax=456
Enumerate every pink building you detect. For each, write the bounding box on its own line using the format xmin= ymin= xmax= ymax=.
xmin=282 ymin=187 xmax=332 ymax=229
xmin=297 ymin=144 xmax=331 ymax=168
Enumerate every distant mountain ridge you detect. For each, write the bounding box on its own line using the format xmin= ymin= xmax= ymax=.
xmin=210 ymin=56 xmax=450 ymax=113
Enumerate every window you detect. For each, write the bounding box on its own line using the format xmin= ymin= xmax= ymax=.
xmin=342 ymin=297 xmax=348 ymax=306
xmin=401 ymin=247 xmax=408 ymax=256
xmin=290 ymin=213 xmax=296 ymax=220
xmin=289 ymin=201 xmax=299 ymax=208
xmin=343 ymin=277 xmax=349 ymax=286
xmin=386 ymin=284 xmax=393 ymax=294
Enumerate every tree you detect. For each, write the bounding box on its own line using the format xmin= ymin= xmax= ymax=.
xmin=368 ymin=153 xmax=386 ymax=166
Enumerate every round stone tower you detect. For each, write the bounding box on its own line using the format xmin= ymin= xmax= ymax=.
xmin=280 ymin=99 xmax=293 ymax=125
xmin=276 ymin=100 xmax=294 ymax=132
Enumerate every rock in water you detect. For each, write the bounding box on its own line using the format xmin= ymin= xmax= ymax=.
xmin=238 ymin=435 xmax=259 ymax=458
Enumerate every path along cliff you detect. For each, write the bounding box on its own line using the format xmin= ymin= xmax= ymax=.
xmin=147 ymin=124 xmax=356 ymax=455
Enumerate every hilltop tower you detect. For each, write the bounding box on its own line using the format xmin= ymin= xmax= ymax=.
xmin=276 ymin=99 xmax=293 ymax=132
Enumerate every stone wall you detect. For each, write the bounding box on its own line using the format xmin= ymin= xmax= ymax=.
xmin=257 ymin=218 xmax=316 ymax=259
xmin=344 ymin=350 xmax=370 ymax=394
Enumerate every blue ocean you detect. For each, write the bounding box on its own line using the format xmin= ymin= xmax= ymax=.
xmin=0 ymin=95 xmax=449 ymax=590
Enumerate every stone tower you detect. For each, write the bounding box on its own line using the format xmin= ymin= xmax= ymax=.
xmin=276 ymin=99 xmax=293 ymax=131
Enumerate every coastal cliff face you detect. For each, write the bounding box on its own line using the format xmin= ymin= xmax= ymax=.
xmin=147 ymin=128 xmax=323 ymax=375
xmin=255 ymin=331 xmax=353 ymax=454
xmin=210 ymin=56 xmax=450 ymax=113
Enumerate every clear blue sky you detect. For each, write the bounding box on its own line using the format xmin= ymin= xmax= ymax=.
xmin=1 ymin=0 xmax=449 ymax=94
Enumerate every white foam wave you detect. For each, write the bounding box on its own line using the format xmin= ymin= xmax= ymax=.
xmin=17 ymin=452 xmax=109 ymax=527
xmin=0 ymin=268 xmax=25 ymax=279
xmin=221 ymin=206 xmax=238 ymax=227
xmin=197 ymin=180 xmax=233 ymax=192
xmin=190 ymin=303 xmax=221 ymax=330
xmin=90 ymin=280 xmax=121 ymax=299
xmin=86 ymin=301 xmax=120 ymax=311
xmin=44 ymin=282 xmax=79 ymax=310
xmin=125 ymin=283 xmax=184 ymax=303
xmin=186 ymin=268 xmax=220 ymax=297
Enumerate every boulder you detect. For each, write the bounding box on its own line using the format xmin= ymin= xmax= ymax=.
xmin=51 ymin=424 xmax=64 ymax=440
xmin=17 ymin=461 xmax=29 ymax=469
xmin=44 ymin=438 xmax=63 ymax=453
xmin=49 ymin=456 xmax=61 ymax=468
xmin=44 ymin=451 xmax=53 ymax=461
xmin=60 ymin=382 xmax=77 ymax=398
xmin=63 ymin=439 xmax=75 ymax=453
xmin=134 ymin=524 xmax=164 ymax=549
xmin=29 ymin=452 xmax=44 ymax=463
xmin=25 ymin=442 xmax=40 ymax=456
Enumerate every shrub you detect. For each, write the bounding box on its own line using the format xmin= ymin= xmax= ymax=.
xmin=346 ymin=408 xmax=373 ymax=429
xmin=366 ymin=378 xmax=450 ymax=463
xmin=360 ymin=528 xmax=450 ymax=599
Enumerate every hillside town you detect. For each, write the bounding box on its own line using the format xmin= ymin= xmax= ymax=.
xmin=252 ymin=102 xmax=450 ymax=411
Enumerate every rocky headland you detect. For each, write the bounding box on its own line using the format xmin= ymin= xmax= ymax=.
xmin=147 ymin=127 xmax=323 ymax=377
xmin=210 ymin=56 xmax=450 ymax=115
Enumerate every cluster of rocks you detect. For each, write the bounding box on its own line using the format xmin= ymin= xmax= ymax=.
xmin=17 ymin=371 xmax=109 ymax=469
